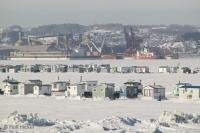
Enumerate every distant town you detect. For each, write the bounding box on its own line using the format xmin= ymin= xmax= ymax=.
xmin=0 ymin=24 xmax=200 ymax=60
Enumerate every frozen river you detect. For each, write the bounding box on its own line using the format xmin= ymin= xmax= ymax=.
xmin=0 ymin=58 xmax=200 ymax=93
xmin=0 ymin=58 xmax=200 ymax=132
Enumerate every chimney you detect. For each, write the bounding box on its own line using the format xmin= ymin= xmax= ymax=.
xmin=153 ymin=82 xmax=156 ymax=86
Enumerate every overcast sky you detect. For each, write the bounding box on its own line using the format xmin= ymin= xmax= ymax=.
xmin=0 ymin=0 xmax=200 ymax=27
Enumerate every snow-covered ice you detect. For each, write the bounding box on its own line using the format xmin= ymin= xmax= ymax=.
xmin=0 ymin=59 xmax=200 ymax=93
xmin=0 ymin=58 xmax=200 ymax=132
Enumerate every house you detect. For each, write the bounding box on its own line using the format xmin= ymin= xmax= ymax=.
xmin=181 ymin=67 xmax=191 ymax=74
xmin=0 ymin=65 xmax=8 ymax=73
xmin=143 ymin=84 xmax=165 ymax=100
xmin=100 ymin=64 xmax=111 ymax=73
xmin=1 ymin=77 xmax=20 ymax=95
xmin=92 ymin=83 xmax=115 ymax=99
xmin=111 ymin=66 xmax=118 ymax=73
xmin=93 ymin=65 xmax=100 ymax=73
xmin=170 ymin=67 xmax=179 ymax=73
xmin=8 ymin=66 xmax=18 ymax=73
xmin=65 ymin=80 xmax=98 ymax=98
xmin=65 ymin=83 xmax=84 ymax=97
xmin=51 ymin=81 xmax=69 ymax=92
xmin=18 ymin=82 xmax=35 ymax=95
xmin=20 ymin=65 xmax=34 ymax=72
xmin=0 ymin=65 xmax=16 ymax=73
xmin=33 ymin=84 xmax=51 ymax=95
xmin=134 ymin=66 xmax=150 ymax=73
xmin=86 ymin=65 xmax=94 ymax=72
xmin=178 ymin=85 xmax=200 ymax=100
xmin=14 ymin=65 xmax=23 ymax=72
xmin=59 ymin=65 xmax=68 ymax=72
xmin=158 ymin=66 xmax=178 ymax=73
xmin=67 ymin=66 xmax=74 ymax=72
xmin=18 ymin=79 xmax=42 ymax=95
xmin=117 ymin=66 xmax=132 ymax=73
xmin=67 ymin=65 xmax=79 ymax=72
xmin=193 ymin=67 xmax=200 ymax=74
xmin=40 ymin=65 xmax=51 ymax=72
xmin=32 ymin=64 xmax=40 ymax=73
xmin=96 ymin=67 xmax=101 ymax=73
xmin=173 ymin=82 xmax=192 ymax=96
xmin=158 ymin=66 xmax=170 ymax=73
xmin=120 ymin=81 xmax=143 ymax=98
xmin=79 ymin=80 xmax=98 ymax=98
xmin=78 ymin=66 xmax=86 ymax=73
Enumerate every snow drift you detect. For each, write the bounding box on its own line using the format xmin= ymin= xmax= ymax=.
xmin=0 ymin=111 xmax=200 ymax=133
xmin=158 ymin=110 xmax=200 ymax=125
xmin=0 ymin=111 xmax=55 ymax=127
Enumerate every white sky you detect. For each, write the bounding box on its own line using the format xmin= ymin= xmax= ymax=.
xmin=0 ymin=0 xmax=200 ymax=27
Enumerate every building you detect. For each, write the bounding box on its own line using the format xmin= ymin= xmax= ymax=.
xmin=181 ymin=67 xmax=192 ymax=74
xmin=40 ymin=65 xmax=51 ymax=72
xmin=20 ymin=65 xmax=34 ymax=72
xmin=1 ymin=78 xmax=20 ymax=95
xmin=117 ymin=67 xmax=132 ymax=73
xmin=65 ymin=83 xmax=84 ymax=97
xmin=8 ymin=66 xmax=18 ymax=73
xmin=99 ymin=64 xmax=111 ymax=73
xmin=51 ymin=81 xmax=68 ymax=92
xmin=143 ymin=84 xmax=165 ymax=100
xmin=173 ymin=82 xmax=192 ymax=96
xmin=78 ymin=66 xmax=87 ymax=73
xmin=134 ymin=66 xmax=150 ymax=73
xmin=18 ymin=82 xmax=35 ymax=95
xmin=0 ymin=65 xmax=8 ymax=73
xmin=0 ymin=65 xmax=15 ymax=73
xmin=92 ymin=83 xmax=115 ymax=99
xmin=10 ymin=50 xmax=66 ymax=60
xmin=80 ymin=81 xmax=98 ymax=98
xmin=18 ymin=79 xmax=42 ymax=95
xmin=33 ymin=84 xmax=51 ymax=95
xmin=158 ymin=66 xmax=170 ymax=73
xmin=58 ymin=65 xmax=68 ymax=72
xmin=158 ymin=66 xmax=179 ymax=73
xmin=120 ymin=81 xmax=143 ymax=98
xmin=178 ymin=85 xmax=200 ymax=100
xmin=170 ymin=67 xmax=179 ymax=73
